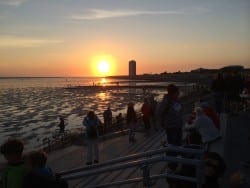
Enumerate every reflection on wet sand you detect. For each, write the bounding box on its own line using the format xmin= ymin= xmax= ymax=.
xmin=0 ymin=86 xmax=168 ymax=151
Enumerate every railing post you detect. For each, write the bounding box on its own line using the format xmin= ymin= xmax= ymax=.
xmin=196 ymin=160 xmax=205 ymax=188
xmin=141 ymin=164 xmax=151 ymax=187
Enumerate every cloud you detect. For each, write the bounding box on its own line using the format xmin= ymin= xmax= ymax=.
xmin=0 ymin=36 xmax=64 ymax=49
xmin=0 ymin=0 xmax=27 ymax=6
xmin=70 ymin=7 xmax=210 ymax=20
xmin=70 ymin=9 xmax=185 ymax=20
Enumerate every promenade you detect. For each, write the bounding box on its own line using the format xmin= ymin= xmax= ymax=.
xmin=45 ymin=109 xmax=250 ymax=187
xmin=1 ymin=104 xmax=249 ymax=187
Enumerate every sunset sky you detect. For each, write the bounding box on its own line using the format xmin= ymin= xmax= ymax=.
xmin=0 ymin=0 xmax=249 ymax=77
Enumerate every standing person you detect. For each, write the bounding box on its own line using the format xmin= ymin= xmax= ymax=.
xmin=159 ymin=84 xmax=183 ymax=147
xmin=83 ymin=111 xmax=100 ymax=165
xmin=126 ymin=102 xmax=137 ymax=142
xmin=211 ymin=72 xmax=226 ymax=114
xmin=57 ymin=116 xmax=65 ymax=134
xmin=141 ymin=98 xmax=152 ymax=136
xmin=116 ymin=113 xmax=124 ymax=130
xmin=0 ymin=138 xmax=26 ymax=188
xmin=230 ymin=70 xmax=245 ymax=115
xmin=224 ymin=71 xmax=234 ymax=113
xmin=103 ymin=106 xmax=112 ymax=134
xmin=148 ymin=95 xmax=158 ymax=131
xmin=159 ymin=84 xmax=183 ymax=170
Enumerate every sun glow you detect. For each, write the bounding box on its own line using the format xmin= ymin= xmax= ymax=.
xmin=98 ymin=61 xmax=110 ymax=74
xmin=91 ymin=54 xmax=116 ymax=76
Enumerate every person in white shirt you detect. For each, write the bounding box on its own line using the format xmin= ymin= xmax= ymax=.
xmin=188 ymin=107 xmax=221 ymax=150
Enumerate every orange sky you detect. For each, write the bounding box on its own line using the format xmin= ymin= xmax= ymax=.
xmin=0 ymin=0 xmax=249 ymax=77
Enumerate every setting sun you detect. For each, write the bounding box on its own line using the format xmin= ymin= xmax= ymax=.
xmin=98 ymin=61 xmax=110 ymax=74
xmin=91 ymin=54 xmax=116 ymax=76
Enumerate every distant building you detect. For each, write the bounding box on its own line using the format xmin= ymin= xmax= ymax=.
xmin=220 ymin=65 xmax=244 ymax=73
xmin=129 ymin=60 xmax=136 ymax=78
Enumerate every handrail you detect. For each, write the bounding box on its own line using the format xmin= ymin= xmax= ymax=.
xmin=62 ymin=155 xmax=201 ymax=180
xmin=89 ymin=173 xmax=197 ymax=188
xmin=57 ymin=145 xmax=204 ymax=176
xmin=57 ymin=146 xmax=205 ymax=188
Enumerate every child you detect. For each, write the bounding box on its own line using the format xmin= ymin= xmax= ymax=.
xmin=25 ymin=150 xmax=53 ymax=178
xmin=22 ymin=150 xmax=68 ymax=188
xmin=0 ymin=138 xmax=26 ymax=188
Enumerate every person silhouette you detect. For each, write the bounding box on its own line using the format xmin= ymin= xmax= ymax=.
xmin=126 ymin=102 xmax=137 ymax=142
xmin=103 ymin=106 xmax=112 ymax=134
xmin=57 ymin=116 xmax=65 ymax=134
xmin=83 ymin=111 xmax=100 ymax=165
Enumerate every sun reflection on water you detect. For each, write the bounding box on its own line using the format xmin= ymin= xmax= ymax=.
xmin=98 ymin=92 xmax=106 ymax=100
xmin=101 ymin=78 xmax=106 ymax=85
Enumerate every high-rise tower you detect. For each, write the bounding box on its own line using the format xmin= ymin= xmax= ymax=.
xmin=129 ymin=60 xmax=136 ymax=78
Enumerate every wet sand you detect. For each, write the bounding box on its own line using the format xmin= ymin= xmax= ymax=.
xmin=1 ymin=86 xmax=191 ymax=152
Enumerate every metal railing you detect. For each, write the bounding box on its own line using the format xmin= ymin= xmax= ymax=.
xmin=57 ymin=145 xmax=205 ymax=188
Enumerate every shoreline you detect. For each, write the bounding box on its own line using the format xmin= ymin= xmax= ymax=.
xmin=0 ymin=85 xmax=207 ymax=164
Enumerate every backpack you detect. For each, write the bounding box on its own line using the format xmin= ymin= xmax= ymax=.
xmin=87 ymin=125 xmax=97 ymax=139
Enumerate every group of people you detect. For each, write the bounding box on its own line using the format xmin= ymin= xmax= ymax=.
xmin=169 ymin=127 xmax=226 ymax=188
xmin=81 ymin=83 xmax=224 ymax=167
xmin=158 ymin=84 xmax=226 ymax=188
xmin=0 ymin=138 xmax=68 ymax=188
